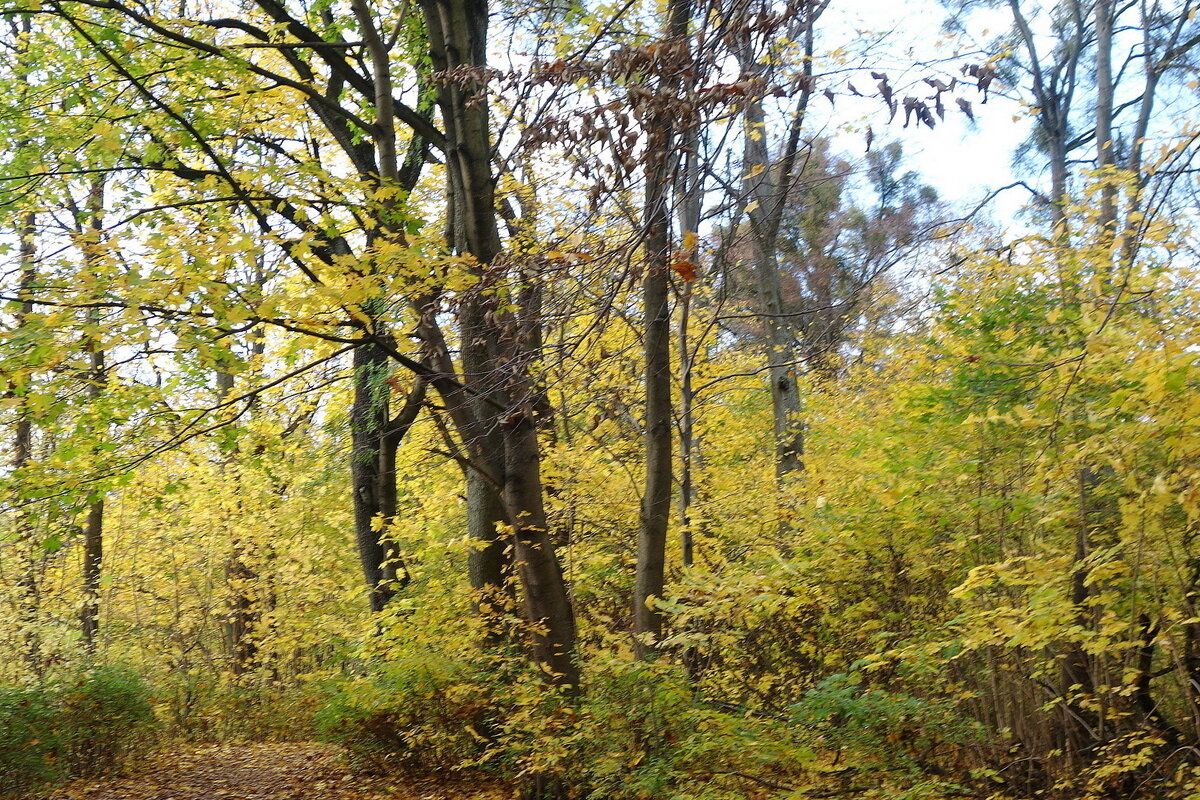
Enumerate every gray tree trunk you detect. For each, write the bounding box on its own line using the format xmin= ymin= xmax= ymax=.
xmin=735 ymin=6 xmax=818 ymax=478
xmin=78 ymin=179 xmax=107 ymax=654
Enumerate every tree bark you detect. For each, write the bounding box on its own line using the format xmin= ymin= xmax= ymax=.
xmin=418 ymin=0 xmax=577 ymax=682
xmin=502 ymin=383 xmax=578 ymax=687
xmin=80 ymin=366 xmax=104 ymax=652
xmin=634 ymin=0 xmax=691 ymax=655
xmin=417 ymin=0 xmax=512 ymax=629
xmin=678 ymin=283 xmax=696 ymax=569
xmin=350 ymin=340 xmax=410 ymax=611
xmin=677 ymin=131 xmax=702 ymax=568
xmin=1094 ymin=0 xmax=1116 ymax=235
xmin=78 ymin=179 xmax=107 ymax=654
xmin=734 ymin=3 xmax=819 ymax=478
xmin=13 ymin=211 xmax=41 ymax=675
xmin=636 ymin=154 xmax=674 ymax=651
xmin=345 ymin=0 xmax=428 ymax=611
xmin=744 ymin=101 xmax=805 ymax=477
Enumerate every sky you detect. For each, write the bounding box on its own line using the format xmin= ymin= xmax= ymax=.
xmin=816 ymin=0 xmax=1036 ymax=223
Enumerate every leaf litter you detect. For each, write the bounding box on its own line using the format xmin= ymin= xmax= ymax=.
xmin=40 ymin=742 xmax=510 ymax=800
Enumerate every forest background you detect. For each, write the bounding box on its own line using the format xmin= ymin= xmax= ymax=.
xmin=2 ymin=0 xmax=1200 ymax=797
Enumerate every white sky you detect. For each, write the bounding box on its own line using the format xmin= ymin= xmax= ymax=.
xmin=817 ymin=0 xmax=1036 ymax=223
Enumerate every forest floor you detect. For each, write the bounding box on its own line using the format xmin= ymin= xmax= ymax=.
xmin=41 ymin=742 xmax=511 ymax=800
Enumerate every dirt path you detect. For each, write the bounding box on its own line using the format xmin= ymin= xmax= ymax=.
xmin=43 ymin=742 xmax=507 ymax=800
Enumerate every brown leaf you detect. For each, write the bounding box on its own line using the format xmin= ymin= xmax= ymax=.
xmin=671 ymin=259 xmax=699 ymax=282
xmin=957 ymin=97 xmax=974 ymax=122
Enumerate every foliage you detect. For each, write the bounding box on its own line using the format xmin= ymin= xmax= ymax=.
xmin=0 ymin=684 xmax=63 ymax=798
xmin=790 ymin=671 xmax=982 ymax=778
xmin=563 ymin=657 xmax=807 ymax=800
xmin=154 ymin=675 xmax=322 ymax=744
xmin=315 ymin=652 xmax=810 ymax=799
xmin=57 ymin=664 xmax=157 ymax=777
xmin=1 ymin=0 xmax=1199 ymax=796
xmin=315 ymin=653 xmax=493 ymax=776
xmin=0 ymin=665 xmax=156 ymax=797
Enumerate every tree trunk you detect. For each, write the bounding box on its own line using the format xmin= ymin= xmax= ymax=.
xmin=675 ymin=61 xmax=704 ymax=569
xmin=13 ymin=211 xmax=41 ymax=675
xmin=1094 ymin=0 xmax=1116 ymax=235
xmin=636 ymin=151 xmax=674 ymax=651
xmin=503 ymin=388 xmax=579 ymax=687
xmin=461 ymin=300 xmax=512 ymax=633
xmin=345 ymin=3 xmax=429 ymax=612
xmin=734 ymin=4 xmax=818 ymax=479
xmin=419 ymin=0 xmax=577 ymax=682
xmin=223 ymin=542 xmax=259 ymax=674
xmin=350 ymin=340 xmax=407 ymax=612
xmin=213 ymin=368 xmax=261 ymax=673
xmin=417 ymin=0 xmax=512 ymax=631
xmin=1059 ymin=465 xmax=1100 ymax=749
xmin=678 ymin=283 xmax=696 ymax=569
xmin=634 ymin=0 xmax=691 ymax=655
xmin=80 ymin=432 xmax=104 ymax=651
xmin=79 ymin=180 xmax=107 ymax=654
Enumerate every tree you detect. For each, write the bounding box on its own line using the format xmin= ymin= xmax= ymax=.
xmin=962 ymin=0 xmax=1200 ymax=749
xmin=416 ymin=0 xmax=579 ymax=684
xmin=776 ymin=140 xmax=941 ymax=378
xmin=633 ymin=0 xmax=693 ymax=656
xmin=732 ymin=0 xmax=825 ymax=478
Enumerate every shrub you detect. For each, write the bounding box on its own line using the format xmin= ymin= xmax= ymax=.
xmin=318 ymin=653 xmax=810 ymax=798
xmin=569 ymin=658 xmax=805 ymax=800
xmin=469 ymin=656 xmax=807 ymax=799
xmin=157 ymin=671 xmax=320 ymax=742
xmin=58 ymin=664 xmax=156 ymax=778
xmin=316 ymin=653 xmax=493 ymax=776
xmin=0 ymin=664 xmax=156 ymax=797
xmin=789 ymin=671 xmax=982 ymax=778
xmin=0 ymin=685 xmax=63 ymax=798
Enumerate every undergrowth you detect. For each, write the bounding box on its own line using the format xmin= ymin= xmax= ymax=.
xmin=0 ymin=664 xmax=156 ymax=798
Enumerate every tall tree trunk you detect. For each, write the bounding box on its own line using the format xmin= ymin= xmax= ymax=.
xmin=1005 ymin=0 xmax=1078 ymax=250
xmin=216 ymin=289 xmax=272 ymax=673
xmin=78 ymin=179 xmax=107 ymax=654
xmin=419 ymin=0 xmax=577 ymax=683
xmin=735 ymin=4 xmax=817 ymax=479
xmin=677 ymin=125 xmax=703 ymax=568
xmin=1094 ymin=0 xmax=1116 ymax=236
xmin=223 ymin=542 xmax=259 ymax=674
xmin=634 ymin=0 xmax=691 ymax=655
xmin=345 ymin=3 xmax=434 ymax=612
xmin=636 ymin=153 xmax=674 ymax=651
xmin=13 ymin=211 xmax=41 ymax=675
xmin=214 ymin=369 xmax=261 ymax=673
xmin=461 ymin=302 xmax=511 ymax=633
xmin=1058 ymin=466 xmax=1100 ymax=750
xmin=6 ymin=11 xmax=42 ymax=678
xmin=1057 ymin=0 xmax=1119 ymax=743
xmin=744 ymin=124 xmax=805 ymax=478
xmin=678 ymin=283 xmax=696 ymax=569
xmin=1005 ymin=3 xmax=1102 ymax=748
xmin=1056 ymin=0 xmax=1118 ymax=738
xmin=416 ymin=0 xmax=512 ymax=629
xmin=500 ymin=335 xmax=578 ymax=686
xmin=350 ymin=341 xmax=402 ymax=611
xmin=80 ymin=349 xmax=104 ymax=653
